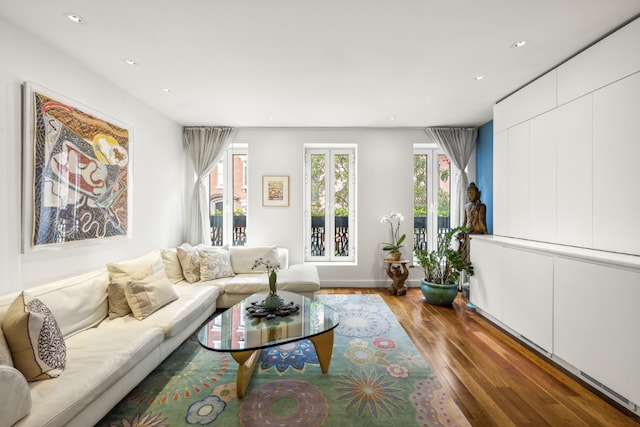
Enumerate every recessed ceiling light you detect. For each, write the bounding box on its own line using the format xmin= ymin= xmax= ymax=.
xmin=390 ymin=116 xmax=395 ymax=121
xmin=475 ymin=75 xmax=485 ymax=81
xmin=65 ymin=13 xmax=87 ymax=24
xmin=511 ymin=40 xmax=527 ymax=48
xmin=123 ymin=59 xmax=138 ymax=66
xmin=161 ymin=88 xmax=171 ymax=93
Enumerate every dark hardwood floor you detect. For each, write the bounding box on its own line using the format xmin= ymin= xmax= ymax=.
xmin=317 ymin=287 xmax=640 ymax=427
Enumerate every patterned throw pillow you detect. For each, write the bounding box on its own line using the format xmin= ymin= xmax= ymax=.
xmin=176 ymin=243 xmax=200 ymax=283
xmin=1 ymin=293 xmax=66 ymax=381
xmin=198 ymin=246 xmax=235 ymax=281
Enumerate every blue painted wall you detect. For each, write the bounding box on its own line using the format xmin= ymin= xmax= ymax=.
xmin=475 ymin=121 xmax=493 ymax=234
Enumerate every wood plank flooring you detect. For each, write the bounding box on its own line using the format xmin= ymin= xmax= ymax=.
xmin=317 ymin=287 xmax=640 ymax=427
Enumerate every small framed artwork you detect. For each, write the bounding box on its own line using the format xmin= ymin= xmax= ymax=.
xmin=262 ymin=175 xmax=289 ymax=207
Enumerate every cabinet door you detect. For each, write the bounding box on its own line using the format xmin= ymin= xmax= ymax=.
xmin=506 ymin=123 xmax=530 ymax=239
xmin=502 ymin=248 xmax=553 ymax=352
xmin=554 ymin=257 xmax=640 ymax=404
xmin=469 ymin=239 xmax=503 ymax=320
xmin=493 ymin=131 xmax=508 ymax=237
xmin=593 ymin=72 xmax=640 ymax=256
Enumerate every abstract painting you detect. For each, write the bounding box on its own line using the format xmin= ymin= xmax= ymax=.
xmin=23 ymin=83 xmax=131 ymax=248
xmin=262 ymin=175 xmax=289 ymax=207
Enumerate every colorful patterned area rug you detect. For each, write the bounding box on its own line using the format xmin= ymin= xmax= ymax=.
xmin=98 ymin=294 xmax=470 ymax=427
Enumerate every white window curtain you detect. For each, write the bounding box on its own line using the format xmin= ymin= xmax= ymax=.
xmin=424 ymin=127 xmax=478 ymax=229
xmin=183 ymin=127 xmax=236 ymax=245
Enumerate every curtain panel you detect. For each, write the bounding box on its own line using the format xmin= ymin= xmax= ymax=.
xmin=183 ymin=127 xmax=236 ymax=245
xmin=424 ymin=127 xmax=478 ymax=229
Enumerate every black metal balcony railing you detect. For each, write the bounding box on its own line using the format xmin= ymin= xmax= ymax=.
xmin=311 ymin=216 xmax=349 ymax=257
xmin=210 ymin=215 xmax=246 ymax=246
xmin=210 ymin=215 xmax=450 ymax=253
xmin=414 ymin=216 xmax=451 ymax=252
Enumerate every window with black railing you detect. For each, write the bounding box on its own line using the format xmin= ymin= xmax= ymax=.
xmin=305 ymin=146 xmax=355 ymax=262
xmin=208 ymin=145 xmax=248 ymax=247
xmin=414 ymin=147 xmax=453 ymax=254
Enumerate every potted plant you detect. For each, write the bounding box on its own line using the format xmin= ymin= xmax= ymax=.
xmin=252 ymin=257 xmax=281 ymax=310
xmin=413 ymin=226 xmax=474 ymax=305
xmin=379 ymin=212 xmax=406 ymax=261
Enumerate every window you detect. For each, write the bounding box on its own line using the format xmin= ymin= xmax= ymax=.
xmin=304 ymin=145 xmax=356 ymax=262
xmin=414 ymin=145 xmax=453 ymax=253
xmin=208 ymin=144 xmax=247 ymax=246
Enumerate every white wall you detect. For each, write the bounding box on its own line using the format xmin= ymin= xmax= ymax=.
xmin=0 ymin=17 xmax=185 ymax=292
xmin=234 ymin=128 xmax=431 ymax=287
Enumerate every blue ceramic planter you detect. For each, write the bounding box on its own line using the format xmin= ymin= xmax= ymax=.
xmin=421 ymin=280 xmax=459 ymax=305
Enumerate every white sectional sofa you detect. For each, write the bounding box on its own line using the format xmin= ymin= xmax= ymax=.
xmin=0 ymin=245 xmax=320 ymax=427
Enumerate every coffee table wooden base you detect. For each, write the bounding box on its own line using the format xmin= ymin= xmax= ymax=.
xmin=229 ymin=349 xmax=260 ymax=398
xmin=309 ymin=329 xmax=334 ymax=373
xmin=229 ymin=328 xmax=335 ymax=398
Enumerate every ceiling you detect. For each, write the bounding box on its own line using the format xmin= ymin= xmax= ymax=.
xmin=2 ymin=1 xmax=639 ymax=128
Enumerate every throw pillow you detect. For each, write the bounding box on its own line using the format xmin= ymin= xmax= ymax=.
xmin=161 ymin=248 xmax=185 ymax=283
xmin=0 ymin=365 xmax=32 ymax=426
xmin=107 ymin=250 xmax=165 ymax=281
xmin=1 ymin=293 xmax=66 ymax=381
xmin=198 ymin=246 xmax=235 ymax=281
xmin=176 ymin=243 xmax=200 ymax=283
xmin=123 ymin=270 xmax=179 ymax=320
xmin=229 ymin=245 xmax=279 ymax=274
xmin=107 ymin=266 xmax=153 ymax=319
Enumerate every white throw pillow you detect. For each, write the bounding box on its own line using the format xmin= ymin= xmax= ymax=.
xmin=124 ymin=270 xmax=179 ymax=320
xmin=107 ymin=250 xmax=165 ymax=281
xmin=198 ymin=246 xmax=235 ymax=281
xmin=0 ymin=365 xmax=32 ymax=425
xmin=161 ymin=248 xmax=185 ymax=283
xmin=229 ymin=245 xmax=279 ymax=274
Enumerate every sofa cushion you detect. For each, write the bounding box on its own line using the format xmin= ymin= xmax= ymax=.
xmin=107 ymin=266 xmax=153 ymax=319
xmin=99 ymin=284 xmax=220 ymax=338
xmin=199 ymin=246 xmax=234 ymax=280
xmin=124 ymin=270 xmax=179 ymax=320
xmin=222 ymin=264 xmax=321 ymax=295
xmin=23 ymin=269 xmax=109 ymax=338
xmin=177 ymin=243 xmax=201 ymax=283
xmin=23 ymin=326 xmax=164 ymax=427
xmin=1 ymin=293 xmax=66 ymax=381
xmin=0 ymin=365 xmax=31 ymax=426
xmin=161 ymin=248 xmax=185 ymax=283
xmin=107 ymin=250 xmax=165 ymax=280
xmin=229 ymin=245 xmax=279 ymax=274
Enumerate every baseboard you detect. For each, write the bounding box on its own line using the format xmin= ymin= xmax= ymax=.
xmin=319 ymin=280 xmax=421 ymax=288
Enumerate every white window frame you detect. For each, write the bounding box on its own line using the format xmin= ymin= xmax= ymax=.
xmin=304 ymin=144 xmax=356 ymax=263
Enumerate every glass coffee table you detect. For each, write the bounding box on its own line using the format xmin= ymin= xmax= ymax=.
xmin=197 ymin=291 xmax=340 ymax=397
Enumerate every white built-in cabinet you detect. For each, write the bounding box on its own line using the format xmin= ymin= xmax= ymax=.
xmin=470 ymin=236 xmax=640 ymax=408
xmin=480 ymin=17 xmax=640 ymax=411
